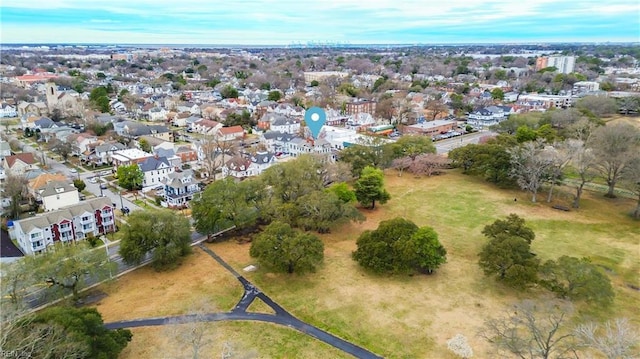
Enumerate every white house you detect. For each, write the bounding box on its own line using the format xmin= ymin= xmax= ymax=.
xmin=148 ymin=107 xmax=169 ymax=122
xmin=36 ymin=180 xmax=80 ymax=211
xmin=10 ymin=197 xmax=115 ymax=255
xmin=0 ymin=103 xmax=17 ymax=118
xmin=139 ymin=156 xmax=174 ymax=189
xmin=270 ymin=116 xmax=301 ymax=134
xmin=162 ymin=169 xmax=200 ymax=208
xmin=467 ymin=106 xmax=515 ymax=127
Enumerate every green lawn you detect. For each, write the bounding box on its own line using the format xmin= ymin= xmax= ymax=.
xmin=97 ymin=169 xmax=639 ymax=358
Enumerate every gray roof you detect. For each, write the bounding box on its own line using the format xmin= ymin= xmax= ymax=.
xmin=96 ymin=142 xmax=126 ymax=153
xmin=272 ymin=117 xmax=300 ymax=126
xmin=250 ymin=151 xmax=275 ymax=164
xmin=0 ymin=141 xmax=10 ymax=151
xmin=14 ymin=197 xmax=113 ymax=233
xmin=262 ymin=131 xmax=294 ymax=141
xmin=139 ymin=156 xmax=170 ymax=172
xmin=37 ymin=180 xmax=77 ymax=197
xmin=155 ymin=148 xmax=175 ymax=158
xmin=162 ymin=169 xmax=198 ymax=188
xmin=34 ymin=117 xmax=55 ymax=128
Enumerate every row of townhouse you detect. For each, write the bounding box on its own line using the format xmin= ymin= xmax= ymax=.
xmin=10 ymin=197 xmax=116 ymax=255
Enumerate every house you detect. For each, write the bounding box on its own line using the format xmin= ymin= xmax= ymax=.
xmin=110 ymin=148 xmax=153 ymax=168
xmin=33 ymin=117 xmax=57 ymax=130
xmin=175 ymin=145 xmax=198 ymax=164
xmin=467 ymin=106 xmax=514 ymax=128
xmin=217 ymin=126 xmax=245 ymax=142
xmin=10 ymin=197 xmax=115 ymax=255
xmin=148 ymin=107 xmax=169 ymax=122
xmin=0 ymin=103 xmax=17 ymax=118
xmin=17 ymin=101 xmax=48 ymax=117
xmin=28 ymin=173 xmax=68 ymax=198
xmin=85 ymin=141 xmax=126 ymax=165
xmin=0 ymin=141 xmax=12 ymax=161
xmin=192 ymin=119 xmax=223 ymax=135
xmin=162 ymin=169 xmax=200 ymax=208
xmin=67 ymin=134 xmax=98 ymax=157
xmin=35 ymin=180 xmax=80 ymax=211
xmin=270 ymin=116 xmax=301 ymax=134
xmin=139 ymin=156 xmax=174 ymax=189
xmin=260 ymin=131 xmax=296 ymax=153
xmin=3 ymin=153 xmax=37 ymax=175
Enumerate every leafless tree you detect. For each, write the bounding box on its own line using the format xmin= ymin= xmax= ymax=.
xmin=392 ymin=153 xmax=449 ymax=177
xmin=589 ymin=123 xmax=640 ymax=198
xmin=480 ymin=300 xmax=577 ymax=359
xmin=575 ymin=318 xmax=639 ymax=359
xmin=621 ymin=157 xmax=640 ymax=218
xmin=544 ymin=140 xmax=579 ymax=203
xmin=447 ymin=333 xmax=474 ymax=358
xmin=3 ymin=173 xmax=29 ymax=219
xmin=163 ymin=300 xmax=217 ymax=359
xmin=569 ymin=141 xmax=598 ymax=208
xmin=509 ymin=141 xmax=554 ymax=203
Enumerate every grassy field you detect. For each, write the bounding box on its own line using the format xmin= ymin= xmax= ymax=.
xmin=94 ymin=170 xmax=639 ymax=358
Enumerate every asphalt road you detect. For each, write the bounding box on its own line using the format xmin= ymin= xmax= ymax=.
xmin=433 ymin=130 xmax=493 ymax=154
xmin=105 ymin=244 xmax=384 ymax=359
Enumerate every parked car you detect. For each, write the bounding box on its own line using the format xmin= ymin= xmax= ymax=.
xmin=69 ymin=168 xmax=77 ymax=174
xmin=100 ymin=183 xmax=108 ymax=190
xmin=89 ymin=177 xmax=97 ymax=183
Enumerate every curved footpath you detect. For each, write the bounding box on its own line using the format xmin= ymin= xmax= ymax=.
xmin=105 ymin=244 xmax=383 ymax=359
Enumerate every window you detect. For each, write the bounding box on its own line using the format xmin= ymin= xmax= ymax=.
xmin=83 ymin=224 xmax=93 ymax=231
xmin=32 ymin=241 xmax=42 ymax=249
xmin=81 ymin=215 xmax=91 ymax=222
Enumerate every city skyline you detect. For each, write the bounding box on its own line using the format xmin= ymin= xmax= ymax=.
xmin=1 ymin=0 xmax=639 ymax=45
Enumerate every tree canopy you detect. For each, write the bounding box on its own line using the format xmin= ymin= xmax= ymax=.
xmin=353 ymin=217 xmax=446 ymax=274
xmin=119 ymin=209 xmax=192 ymax=270
xmin=354 ymin=166 xmax=390 ymax=209
xmin=117 ymin=164 xmax=143 ymax=191
xmin=478 ymin=215 xmax=539 ymax=288
xmin=249 ymin=221 xmax=324 ymax=274
xmin=540 ymin=256 xmax=614 ymax=306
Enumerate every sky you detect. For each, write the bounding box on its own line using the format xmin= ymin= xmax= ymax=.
xmin=1 ymin=0 xmax=639 ymax=45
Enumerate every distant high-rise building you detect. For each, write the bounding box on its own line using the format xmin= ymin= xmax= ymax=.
xmin=535 ymin=55 xmax=576 ymax=74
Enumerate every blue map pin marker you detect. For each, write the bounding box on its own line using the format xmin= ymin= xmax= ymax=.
xmin=304 ymin=107 xmax=326 ymax=139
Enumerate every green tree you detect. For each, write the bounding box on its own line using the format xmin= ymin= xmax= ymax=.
xmin=354 ymin=166 xmax=390 ymax=209
xmin=540 ymin=256 xmax=614 ymax=306
xmin=310 ymin=80 xmax=319 ymax=87
xmin=491 ymin=88 xmax=505 ymax=100
xmin=117 ymin=164 xmax=143 ymax=191
xmin=338 ymin=137 xmax=393 ymax=176
xmin=481 ymin=213 xmax=535 ymax=244
xmin=39 ymin=242 xmax=115 ymax=300
xmin=399 ymin=226 xmax=447 ymax=274
xmin=33 ymin=306 xmax=131 ymax=359
xmin=73 ymin=179 xmax=86 ymax=192
xmin=267 ymin=90 xmax=282 ymax=101
xmin=138 ymin=138 xmax=151 ymax=153
xmin=89 ymin=86 xmax=110 ymax=113
xmin=191 ymin=177 xmax=259 ymax=238
xmin=293 ymin=190 xmax=363 ymax=233
xmin=249 ymin=221 xmax=324 ymax=274
xmin=96 ymin=72 xmax=106 ymax=79
xmin=390 ymin=135 xmax=436 ymax=160
xmin=206 ymin=78 xmax=221 ymax=88
xmin=515 ymin=126 xmax=538 ymax=143
xmin=353 ymin=217 xmax=446 ymax=274
xmin=448 ymin=137 xmax=517 ymax=187
xmin=119 ymin=210 xmax=192 ymax=270
xmin=220 ymin=85 xmax=239 ymax=99
xmin=260 ymin=82 xmax=271 ymax=90
xmin=478 ymin=235 xmax=539 ymax=288
xmin=328 ymin=182 xmax=356 ymax=203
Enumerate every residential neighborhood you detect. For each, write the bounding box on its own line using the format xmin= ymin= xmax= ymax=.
xmin=0 ymin=40 xmax=639 ymax=359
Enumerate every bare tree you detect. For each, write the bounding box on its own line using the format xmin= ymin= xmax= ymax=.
xmin=3 ymin=173 xmax=29 ymax=219
xmin=589 ymin=123 xmax=640 ymax=198
xmin=570 ymin=141 xmax=598 ymax=208
xmin=509 ymin=141 xmax=554 ymax=203
xmin=621 ymin=157 xmax=640 ymax=218
xmin=163 ymin=300 xmax=217 ymax=359
xmin=544 ymin=140 xmax=579 ymax=203
xmin=480 ymin=300 xmax=577 ymax=359
xmin=575 ymin=318 xmax=639 ymax=359
xmin=198 ymin=133 xmax=238 ymax=181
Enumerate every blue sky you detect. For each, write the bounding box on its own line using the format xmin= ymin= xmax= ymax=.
xmin=1 ymin=0 xmax=639 ymax=45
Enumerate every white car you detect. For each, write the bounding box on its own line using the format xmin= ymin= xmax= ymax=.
xmin=89 ymin=177 xmax=97 ymax=183
xmin=69 ymin=168 xmax=77 ymax=174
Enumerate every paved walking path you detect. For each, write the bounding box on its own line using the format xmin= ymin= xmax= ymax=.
xmin=105 ymin=244 xmax=383 ymax=359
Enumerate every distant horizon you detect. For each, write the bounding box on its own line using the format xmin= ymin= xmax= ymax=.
xmin=2 ymin=1 xmax=639 ymax=45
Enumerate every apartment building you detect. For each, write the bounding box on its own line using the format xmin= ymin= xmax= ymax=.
xmin=535 ymin=56 xmax=576 ymax=74
xmin=10 ymin=197 xmax=115 ymax=255
xmin=344 ymin=100 xmax=377 ymax=117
